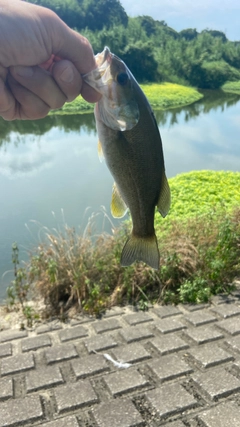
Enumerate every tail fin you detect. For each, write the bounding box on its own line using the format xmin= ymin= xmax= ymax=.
xmin=120 ymin=234 xmax=160 ymax=270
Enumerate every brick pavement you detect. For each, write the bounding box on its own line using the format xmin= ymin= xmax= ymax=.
xmin=0 ymin=294 xmax=240 ymax=426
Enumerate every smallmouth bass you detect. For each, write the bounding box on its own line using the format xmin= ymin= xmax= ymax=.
xmin=83 ymin=47 xmax=170 ymax=269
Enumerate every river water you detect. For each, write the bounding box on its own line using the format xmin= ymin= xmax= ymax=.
xmin=0 ymin=90 xmax=240 ymax=300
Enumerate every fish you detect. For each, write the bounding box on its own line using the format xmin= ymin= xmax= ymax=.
xmin=83 ymin=47 xmax=170 ymax=269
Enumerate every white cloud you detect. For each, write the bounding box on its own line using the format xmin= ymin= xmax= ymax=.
xmin=0 ymin=147 xmax=53 ymax=179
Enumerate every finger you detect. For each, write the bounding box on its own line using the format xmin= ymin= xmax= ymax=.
xmin=51 ymin=59 xmax=100 ymax=103
xmin=0 ymin=77 xmax=16 ymax=121
xmin=10 ymin=65 xmax=67 ymax=110
xmin=0 ymin=65 xmax=7 ymax=82
xmin=51 ymin=59 xmax=82 ymax=102
xmin=81 ymin=82 xmax=101 ymax=103
xmin=43 ymin=12 xmax=101 ymax=102
xmin=7 ymin=75 xmax=50 ymax=120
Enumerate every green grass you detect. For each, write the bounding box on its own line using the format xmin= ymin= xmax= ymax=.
xmin=50 ymin=82 xmax=203 ymax=115
xmin=140 ymin=82 xmax=203 ymax=109
xmin=222 ymin=80 xmax=240 ymax=94
xmin=50 ymin=96 xmax=93 ymax=115
xmin=6 ymin=171 xmax=240 ymax=319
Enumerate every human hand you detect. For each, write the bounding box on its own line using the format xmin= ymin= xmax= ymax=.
xmin=0 ymin=0 xmax=100 ymax=120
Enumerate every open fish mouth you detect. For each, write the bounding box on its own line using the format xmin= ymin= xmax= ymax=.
xmin=83 ymin=47 xmax=140 ymax=131
xmin=94 ymin=47 xmax=124 ymax=78
xmin=95 ymin=46 xmax=111 ymax=67
xmin=94 ymin=47 xmax=113 ymax=79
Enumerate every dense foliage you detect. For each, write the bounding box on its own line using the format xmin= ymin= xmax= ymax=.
xmin=27 ymin=0 xmax=128 ymax=30
xmin=163 ymin=170 xmax=240 ymax=222
xmin=28 ymin=0 xmax=240 ymax=88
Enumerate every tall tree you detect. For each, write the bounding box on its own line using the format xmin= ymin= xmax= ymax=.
xmin=82 ymin=0 xmax=128 ymax=30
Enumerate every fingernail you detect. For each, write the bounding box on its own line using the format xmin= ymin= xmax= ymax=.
xmin=60 ymin=66 xmax=74 ymax=83
xmin=14 ymin=66 xmax=34 ymax=77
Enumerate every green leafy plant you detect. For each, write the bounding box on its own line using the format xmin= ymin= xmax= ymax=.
xmin=7 ymin=243 xmax=30 ymax=309
xmin=6 ymin=243 xmax=39 ymax=327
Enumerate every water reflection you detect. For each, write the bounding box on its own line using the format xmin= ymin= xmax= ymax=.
xmin=0 ymin=90 xmax=239 ymax=146
xmin=0 ymin=90 xmax=240 ymax=300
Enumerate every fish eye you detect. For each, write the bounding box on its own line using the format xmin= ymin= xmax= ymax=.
xmin=117 ymin=72 xmax=129 ymax=86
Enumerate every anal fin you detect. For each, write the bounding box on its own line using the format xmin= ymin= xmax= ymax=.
xmin=111 ymin=183 xmax=128 ymax=218
xmin=157 ymin=171 xmax=171 ymax=218
xmin=98 ymin=140 xmax=104 ymax=163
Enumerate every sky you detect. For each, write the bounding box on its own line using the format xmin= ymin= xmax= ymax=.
xmin=119 ymin=0 xmax=240 ymax=41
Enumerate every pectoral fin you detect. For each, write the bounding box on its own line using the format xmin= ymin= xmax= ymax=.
xmin=98 ymin=140 xmax=104 ymax=163
xmin=157 ymin=172 xmax=171 ymax=218
xmin=111 ymin=183 xmax=128 ymax=218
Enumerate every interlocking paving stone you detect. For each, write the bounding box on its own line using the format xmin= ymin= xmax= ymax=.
xmin=0 ymin=395 xmax=43 ymax=427
xmin=120 ymin=325 xmax=154 ymax=343
xmin=92 ymin=318 xmax=121 ymax=334
xmin=198 ymin=401 xmax=240 ymax=427
xmin=150 ymin=334 xmax=189 ymax=354
xmin=154 ymin=318 xmax=186 ymax=334
xmin=184 ymin=325 xmax=223 ymax=344
xmin=71 ymin=353 xmax=109 ymax=379
xmin=112 ymin=343 xmax=151 ymax=364
xmin=36 ymin=323 xmax=62 ymax=334
xmin=188 ymin=344 xmax=234 ymax=368
xmin=225 ymin=335 xmax=240 ymax=353
xmin=145 ymin=383 xmax=197 ymax=417
xmin=58 ymin=325 xmax=88 ymax=342
xmin=1 ymin=301 xmax=240 ymax=427
xmin=41 ymin=416 xmax=79 ymax=427
xmin=1 ymin=352 xmax=35 ymax=376
xmin=45 ymin=343 xmax=78 ymax=364
xmin=0 ymin=377 xmax=13 ymax=400
xmin=147 ymin=354 xmax=193 ymax=382
xmin=55 ymin=380 xmax=98 ymax=413
xmin=84 ymin=334 xmax=117 ymax=353
xmin=210 ymin=304 xmax=240 ymax=318
xmin=216 ymin=317 xmax=240 ymax=335
xmin=184 ymin=310 xmax=217 ymax=326
xmin=0 ymin=329 xmax=27 ymax=343
xmin=153 ymin=305 xmax=181 ymax=318
xmin=123 ymin=312 xmax=153 ymax=326
xmin=192 ymin=368 xmax=240 ymax=400
xmin=104 ymin=307 xmax=125 ymax=317
xmin=26 ymin=365 xmax=64 ymax=392
xmin=233 ymin=359 xmax=240 ymax=370
xmin=181 ymin=303 xmax=209 ymax=312
xmin=21 ymin=334 xmax=52 ymax=352
xmin=103 ymin=369 xmax=149 ymax=396
xmin=92 ymin=398 xmax=144 ymax=427
xmin=211 ymin=294 xmax=236 ymax=305
xmin=165 ymin=422 xmax=186 ymax=427
xmin=70 ymin=317 xmax=90 ymax=326
xmin=0 ymin=343 xmax=12 ymax=358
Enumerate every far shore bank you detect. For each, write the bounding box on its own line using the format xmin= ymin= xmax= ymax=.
xmin=50 ymin=81 xmax=240 ymax=116
xmin=50 ymin=82 xmax=204 ymax=115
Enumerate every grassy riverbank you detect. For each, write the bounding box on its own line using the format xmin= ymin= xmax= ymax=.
xmin=51 ymin=82 xmax=203 ymax=115
xmin=6 ymin=171 xmax=240 ymax=320
xmin=222 ymin=80 xmax=240 ymax=94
